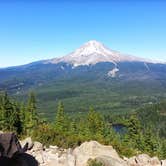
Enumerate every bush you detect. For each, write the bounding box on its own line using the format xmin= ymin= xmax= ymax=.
xmin=87 ymin=159 xmax=104 ymax=166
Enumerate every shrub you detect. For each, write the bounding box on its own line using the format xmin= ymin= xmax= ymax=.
xmin=87 ymin=159 xmax=104 ymax=166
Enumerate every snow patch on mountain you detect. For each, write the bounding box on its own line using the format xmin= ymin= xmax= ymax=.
xmin=108 ymin=67 xmax=119 ymax=77
xmin=45 ymin=40 xmax=154 ymax=67
xmin=60 ymin=65 xmax=65 ymax=70
xmin=144 ymin=63 xmax=150 ymax=71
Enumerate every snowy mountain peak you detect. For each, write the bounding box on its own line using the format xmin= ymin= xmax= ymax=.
xmin=47 ymin=40 xmax=151 ymax=67
xmin=70 ymin=40 xmax=115 ymax=59
xmin=85 ymin=40 xmax=102 ymax=46
xmin=82 ymin=40 xmax=106 ymax=52
xmin=81 ymin=40 xmax=104 ymax=54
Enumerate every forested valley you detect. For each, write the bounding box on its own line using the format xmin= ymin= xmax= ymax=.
xmin=0 ymin=92 xmax=165 ymax=159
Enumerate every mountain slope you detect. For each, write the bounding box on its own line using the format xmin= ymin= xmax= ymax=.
xmin=0 ymin=40 xmax=166 ymax=119
xmin=46 ymin=40 xmax=152 ymax=67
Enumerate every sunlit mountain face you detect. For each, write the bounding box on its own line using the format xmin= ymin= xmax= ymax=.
xmin=45 ymin=40 xmax=151 ymax=67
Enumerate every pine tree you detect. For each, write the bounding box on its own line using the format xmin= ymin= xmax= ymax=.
xmin=12 ymin=102 xmax=23 ymax=134
xmin=0 ymin=105 xmax=5 ymax=130
xmin=55 ymin=101 xmax=67 ymax=132
xmin=127 ymin=115 xmax=144 ymax=150
xmin=87 ymin=107 xmax=104 ymax=138
xmin=144 ymin=127 xmax=158 ymax=155
xmin=160 ymin=139 xmax=166 ymax=159
xmin=27 ymin=92 xmax=37 ymax=116
xmin=19 ymin=103 xmax=26 ymax=134
xmin=0 ymin=92 xmax=25 ymax=134
xmin=70 ymin=120 xmax=77 ymax=134
xmin=26 ymin=92 xmax=38 ymax=135
xmin=2 ymin=92 xmax=15 ymax=131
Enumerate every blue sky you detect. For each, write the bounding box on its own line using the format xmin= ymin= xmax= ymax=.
xmin=0 ymin=0 xmax=166 ymax=67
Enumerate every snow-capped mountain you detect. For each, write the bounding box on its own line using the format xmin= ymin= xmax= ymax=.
xmin=1 ymin=40 xmax=166 ymax=114
xmin=46 ymin=40 xmax=151 ymax=67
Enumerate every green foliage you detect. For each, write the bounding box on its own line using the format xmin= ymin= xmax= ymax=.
xmin=14 ymin=73 xmax=166 ymax=121
xmin=143 ymin=128 xmax=158 ymax=155
xmin=87 ymin=159 xmax=104 ymax=166
xmin=87 ymin=107 xmax=105 ymax=135
xmin=137 ymin=101 xmax=166 ymax=138
xmin=0 ymin=92 xmax=39 ymax=136
xmin=32 ymin=123 xmax=57 ymax=146
xmin=54 ymin=102 xmax=67 ymax=132
xmin=24 ymin=92 xmax=39 ymax=135
xmin=0 ymin=92 xmax=22 ymax=133
xmin=159 ymin=139 xmax=166 ymax=159
xmin=126 ymin=115 xmax=144 ymax=150
xmin=0 ymin=92 xmax=166 ymax=159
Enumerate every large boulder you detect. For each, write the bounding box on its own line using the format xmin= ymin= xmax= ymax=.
xmin=73 ymin=141 xmax=125 ymax=166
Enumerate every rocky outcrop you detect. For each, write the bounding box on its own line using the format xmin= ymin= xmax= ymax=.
xmin=72 ymin=141 xmax=127 ymax=166
xmin=126 ymin=154 xmax=161 ymax=166
xmin=20 ymin=138 xmax=165 ymax=166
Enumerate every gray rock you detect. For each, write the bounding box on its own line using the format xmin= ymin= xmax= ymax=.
xmin=49 ymin=145 xmax=59 ymax=150
xmin=20 ymin=139 xmax=165 ymax=166
xmin=32 ymin=141 xmax=43 ymax=152
xmin=96 ymin=155 xmax=128 ymax=166
xmin=135 ymin=154 xmax=151 ymax=165
xmin=127 ymin=156 xmax=137 ymax=166
xmin=48 ymin=145 xmax=59 ymax=154
xmin=33 ymin=151 xmax=45 ymax=164
xmin=73 ymin=141 xmax=121 ymax=166
xmin=150 ymin=157 xmax=161 ymax=166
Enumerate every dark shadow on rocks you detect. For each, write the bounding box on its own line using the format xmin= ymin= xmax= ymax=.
xmin=0 ymin=153 xmax=39 ymax=166
xmin=0 ymin=143 xmax=4 ymax=156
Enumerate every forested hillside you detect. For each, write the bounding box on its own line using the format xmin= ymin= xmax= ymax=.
xmin=0 ymin=92 xmax=165 ymax=159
